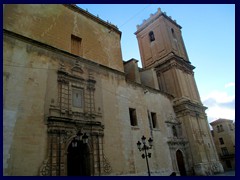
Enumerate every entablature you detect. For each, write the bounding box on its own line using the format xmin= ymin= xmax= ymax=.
xmin=155 ymin=53 xmax=195 ymax=75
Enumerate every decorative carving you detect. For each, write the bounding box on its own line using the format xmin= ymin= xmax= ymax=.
xmin=102 ymin=154 xmax=112 ymax=174
xmin=165 ymin=113 xmax=181 ymax=125
xmin=54 ymin=61 xmax=99 ymax=122
xmin=211 ymin=161 xmax=224 ymax=174
xmin=192 ymin=128 xmax=206 ymax=145
xmin=167 ymin=137 xmax=188 ymax=146
xmin=71 ymin=60 xmax=84 ymax=77
xmin=42 ymin=60 xmax=105 ymax=176
xmin=59 ymin=62 xmax=66 ymax=72
xmin=39 ymin=158 xmax=50 ymax=176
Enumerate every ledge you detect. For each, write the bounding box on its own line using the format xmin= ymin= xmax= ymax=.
xmin=131 ymin=126 xmax=140 ymax=130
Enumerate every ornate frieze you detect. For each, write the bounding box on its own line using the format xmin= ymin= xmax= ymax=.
xmin=167 ymin=137 xmax=188 ymax=147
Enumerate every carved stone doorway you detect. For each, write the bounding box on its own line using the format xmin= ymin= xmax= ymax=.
xmin=67 ymin=139 xmax=91 ymax=176
xmin=176 ymin=150 xmax=187 ymax=176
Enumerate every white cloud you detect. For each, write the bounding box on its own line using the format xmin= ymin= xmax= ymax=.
xmin=202 ymin=90 xmax=234 ymax=104
xmin=206 ymin=106 xmax=235 ymax=123
xmin=224 ymin=82 xmax=235 ymax=88
xmin=202 ymin=90 xmax=235 ymax=123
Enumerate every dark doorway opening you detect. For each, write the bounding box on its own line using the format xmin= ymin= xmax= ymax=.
xmin=226 ymin=160 xmax=232 ymax=169
xmin=67 ymin=139 xmax=91 ymax=176
xmin=176 ymin=150 xmax=187 ymax=176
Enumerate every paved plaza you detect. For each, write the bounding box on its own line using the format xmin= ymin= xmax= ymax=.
xmin=213 ymin=170 xmax=235 ymax=176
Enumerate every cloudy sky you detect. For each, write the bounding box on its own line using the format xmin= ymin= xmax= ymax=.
xmin=77 ymin=4 xmax=235 ymax=124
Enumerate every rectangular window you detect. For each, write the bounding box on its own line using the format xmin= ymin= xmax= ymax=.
xmin=151 ymin=112 xmax=157 ymax=128
xmin=221 ymin=147 xmax=229 ymax=156
xmin=71 ymin=35 xmax=82 ymax=56
xmin=226 ymin=160 xmax=232 ymax=168
xmin=72 ymin=88 xmax=83 ymax=108
xmin=219 ymin=138 xmax=224 ymax=145
xmin=129 ymin=108 xmax=137 ymax=126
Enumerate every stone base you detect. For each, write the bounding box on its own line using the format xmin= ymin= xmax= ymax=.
xmin=194 ymin=161 xmax=224 ymax=176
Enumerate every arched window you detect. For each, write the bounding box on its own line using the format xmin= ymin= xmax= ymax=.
xmin=149 ymin=31 xmax=155 ymax=42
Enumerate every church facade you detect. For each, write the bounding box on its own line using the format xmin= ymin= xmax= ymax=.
xmin=3 ymin=4 xmax=223 ymax=176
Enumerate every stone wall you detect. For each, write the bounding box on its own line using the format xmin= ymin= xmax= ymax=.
xmin=4 ymin=29 xmax=176 ymax=175
xmin=3 ymin=33 xmax=48 ymax=175
xmin=3 ymin=4 xmax=123 ymax=72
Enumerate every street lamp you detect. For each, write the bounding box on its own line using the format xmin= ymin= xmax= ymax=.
xmin=72 ymin=131 xmax=89 ymax=147
xmin=137 ymin=135 xmax=153 ymax=176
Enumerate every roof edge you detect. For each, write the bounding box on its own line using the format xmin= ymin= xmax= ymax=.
xmin=64 ymin=4 xmax=122 ymax=36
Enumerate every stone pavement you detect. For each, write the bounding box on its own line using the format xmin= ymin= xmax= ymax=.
xmin=213 ymin=170 xmax=235 ymax=176
xmin=118 ymin=170 xmax=235 ymax=176
xmin=151 ymin=170 xmax=235 ymax=176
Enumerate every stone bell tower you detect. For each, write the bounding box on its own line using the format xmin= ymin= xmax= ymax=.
xmin=135 ymin=8 xmax=223 ymax=176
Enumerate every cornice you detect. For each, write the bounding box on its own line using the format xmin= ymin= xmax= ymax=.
xmin=155 ymin=53 xmax=195 ymax=74
xmin=64 ymin=4 xmax=121 ymax=36
xmin=173 ymin=98 xmax=207 ymax=117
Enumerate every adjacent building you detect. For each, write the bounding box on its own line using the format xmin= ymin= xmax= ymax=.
xmin=3 ymin=4 xmax=223 ymax=176
xmin=210 ymin=119 xmax=235 ymax=171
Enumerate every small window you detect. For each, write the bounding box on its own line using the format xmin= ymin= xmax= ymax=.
xmin=72 ymin=88 xmax=83 ymax=108
xmin=151 ymin=112 xmax=157 ymax=128
xmin=221 ymin=147 xmax=229 ymax=156
xmin=171 ymin=28 xmax=177 ymax=40
xmin=149 ymin=31 xmax=155 ymax=42
xmin=129 ymin=108 xmax=137 ymax=126
xmin=71 ymin=35 xmax=82 ymax=56
xmin=219 ymin=138 xmax=224 ymax=145
xmin=172 ymin=126 xmax=178 ymax=137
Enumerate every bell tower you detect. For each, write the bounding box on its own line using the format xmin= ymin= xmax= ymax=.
xmin=135 ymin=8 xmax=224 ymax=175
xmin=135 ymin=8 xmax=200 ymax=101
xmin=135 ymin=8 xmax=189 ymax=69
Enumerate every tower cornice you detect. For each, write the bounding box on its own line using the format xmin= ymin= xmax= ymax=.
xmin=135 ymin=8 xmax=181 ymax=35
xmin=154 ymin=53 xmax=195 ymax=74
xmin=173 ymin=98 xmax=207 ymax=117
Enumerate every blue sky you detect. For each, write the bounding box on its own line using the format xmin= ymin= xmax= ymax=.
xmin=77 ymin=4 xmax=235 ymax=123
